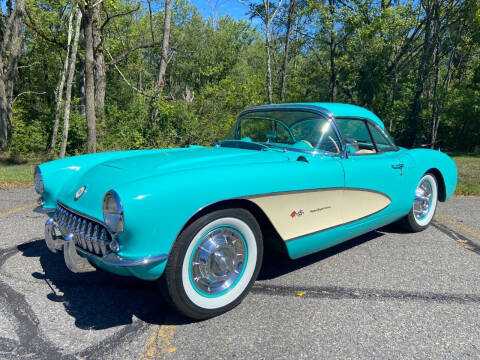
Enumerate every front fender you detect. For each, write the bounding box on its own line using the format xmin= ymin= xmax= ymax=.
xmin=38 ymin=150 xmax=161 ymax=209
xmin=404 ymin=148 xmax=457 ymax=200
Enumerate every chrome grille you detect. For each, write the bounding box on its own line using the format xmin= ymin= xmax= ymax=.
xmin=55 ymin=203 xmax=112 ymax=256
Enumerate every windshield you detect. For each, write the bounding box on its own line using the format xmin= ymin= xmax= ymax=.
xmin=224 ymin=110 xmax=342 ymax=154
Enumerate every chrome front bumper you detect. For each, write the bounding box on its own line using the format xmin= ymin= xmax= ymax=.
xmin=45 ymin=217 xmax=168 ymax=273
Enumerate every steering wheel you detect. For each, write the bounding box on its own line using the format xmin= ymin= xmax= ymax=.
xmin=327 ymin=136 xmax=341 ymax=153
xmin=299 ymin=140 xmax=313 ymax=148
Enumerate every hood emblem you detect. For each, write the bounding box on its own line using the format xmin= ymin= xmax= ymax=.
xmin=74 ymin=186 xmax=87 ymax=201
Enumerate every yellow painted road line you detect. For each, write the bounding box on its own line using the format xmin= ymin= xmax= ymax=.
xmin=139 ymin=325 xmax=178 ymax=360
xmin=0 ymin=202 xmax=37 ymax=217
xmin=435 ymin=214 xmax=480 ymax=241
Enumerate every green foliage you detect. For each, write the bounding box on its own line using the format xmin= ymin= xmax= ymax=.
xmin=4 ymin=0 xmax=480 ymax=158
xmin=453 ymin=156 xmax=480 ymax=196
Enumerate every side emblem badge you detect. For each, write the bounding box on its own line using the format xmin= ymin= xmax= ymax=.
xmin=290 ymin=209 xmax=304 ymax=218
xmin=74 ymin=186 xmax=87 ymax=201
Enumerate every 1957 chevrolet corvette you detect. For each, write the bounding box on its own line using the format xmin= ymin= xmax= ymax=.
xmin=35 ymin=103 xmax=457 ymax=319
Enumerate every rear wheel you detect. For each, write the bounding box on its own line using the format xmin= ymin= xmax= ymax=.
xmin=400 ymin=173 xmax=438 ymax=232
xmin=160 ymin=208 xmax=263 ymax=320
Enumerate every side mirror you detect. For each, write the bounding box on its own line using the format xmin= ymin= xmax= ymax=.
xmin=346 ymin=144 xmax=357 ymax=154
xmin=345 ymin=138 xmax=359 ymax=154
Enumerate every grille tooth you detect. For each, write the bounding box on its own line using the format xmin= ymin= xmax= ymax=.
xmin=85 ymin=222 xmax=93 ymax=251
xmin=54 ymin=204 xmax=112 ymax=257
xmin=68 ymin=214 xmax=74 ymax=231
xmin=71 ymin=215 xmax=76 ymax=231
xmin=75 ymin=218 xmax=82 ymax=245
xmin=86 ymin=230 xmax=94 ymax=252
xmin=99 ymin=228 xmax=107 ymax=255
xmin=80 ymin=220 xmax=87 ymax=249
xmin=92 ymin=225 xmax=100 ymax=254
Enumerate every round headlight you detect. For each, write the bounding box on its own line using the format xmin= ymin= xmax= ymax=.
xmin=34 ymin=166 xmax=44 ymax=195
xmin=102 ymin=190 xmax=124 ymax=234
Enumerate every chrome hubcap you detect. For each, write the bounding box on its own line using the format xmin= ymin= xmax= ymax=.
xmin=414 ymin=180 xmax=432 ymax=220
xmin=190 ymin=227 xmax=246 ymax=295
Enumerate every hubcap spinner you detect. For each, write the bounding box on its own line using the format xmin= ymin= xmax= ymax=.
xmin=190 ymin=227 xmax=246 ymax=296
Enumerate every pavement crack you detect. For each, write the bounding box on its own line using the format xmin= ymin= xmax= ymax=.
xmin=0 ymin=243 xmax=64 ymax=359
xmin=432 ymin=221 xmax=480 ymax=255
xmin=0 ymin=238 xmax=164 ymax=359
xmin=251 ymin=283 xmax=480 ymax=304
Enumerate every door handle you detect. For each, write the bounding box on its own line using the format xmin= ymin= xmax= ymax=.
xmin=392 ymin=163 xmax=404 ymax=176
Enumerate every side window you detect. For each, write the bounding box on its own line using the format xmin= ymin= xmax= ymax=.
xmin=367 ymin=123 xmax=396 ymax=152
xmin=336 ymin=119 xmax=375 ymax=152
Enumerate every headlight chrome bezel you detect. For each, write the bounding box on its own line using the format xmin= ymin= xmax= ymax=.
xmin=102 ymin=190 xmax=124 ymax=235
xmin=34 ymin=166 xmax=44 ymax=195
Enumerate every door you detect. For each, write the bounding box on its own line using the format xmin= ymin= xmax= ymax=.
xmin=336 ymin=118 xmax=407 ymax=228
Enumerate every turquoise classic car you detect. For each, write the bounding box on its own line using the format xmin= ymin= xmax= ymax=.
xmin=35 ymin=103 xmax=457 ymax=319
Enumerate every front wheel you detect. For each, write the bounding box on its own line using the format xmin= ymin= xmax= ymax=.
xmin=160 ymin=208 xmax=263 ymax=320
xmin=400 ymin=173 xmax=438 ymax=232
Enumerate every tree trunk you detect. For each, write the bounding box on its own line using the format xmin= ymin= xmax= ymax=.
xmin=84 ymin=6 xmax=97 ymax=153
xmin=280 ymin=0 xmax=295 ymax=102
xmin=93 ymin=4 xmax=105 ymax=120
xmin=328 ymin=0 xmax=337 ymax=102
xmin=156 ymin=0 xmax=172 ymax=93
xmin=430 ymin=39 xmax=441 ymax=149
xmin=431 ymin=24 xmax=461 ymax=149
xmin=404 ymin=0 xmax=438 ymax=147
xmin=50 ymin=6 xmax=75 ymax=153
xmin=0 ymin=0 xmax=25 ymax=151
xmin=265 ymin=17 xmax=273 ymax=104
xmin=60 ymin=7 xmax=82 ymax=158
xmin=389 ymin=70 xmax=398 ymax=132
xmin=329 ymin=39 xmax=336 ymax=102
xmin=0 ymin=81 xmax=10 ymax=151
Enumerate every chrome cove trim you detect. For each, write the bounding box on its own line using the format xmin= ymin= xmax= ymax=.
xmin=174 ymin=187 xmax=392 ymax=245
xmin=246 ymin=187 xmax=392 ymax=242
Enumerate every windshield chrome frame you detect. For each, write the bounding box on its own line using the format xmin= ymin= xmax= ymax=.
xmin=236 ymin=105 xmax=346 ymax=158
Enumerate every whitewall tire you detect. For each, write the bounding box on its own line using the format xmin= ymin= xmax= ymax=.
xmin=401 ymin=173 xmax=438 ymax=232
xmin=160 ymin=208 xmax=263 ymax=319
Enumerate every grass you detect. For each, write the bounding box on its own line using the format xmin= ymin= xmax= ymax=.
xmin=452 ymin=156 xmax=480 ymax=196
xmin=0 ymin=153 xmax=478 ymax=195
xmin=0 ymin=154 xmax=46 ymax=188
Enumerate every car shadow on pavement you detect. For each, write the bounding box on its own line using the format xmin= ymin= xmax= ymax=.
xmin=18 ymin=239 xmax=191 ymax=330
xmin=259 ymin=230 xmax=383 ymax=280
xmin=17 ymin=230 xmax=384 ymax=330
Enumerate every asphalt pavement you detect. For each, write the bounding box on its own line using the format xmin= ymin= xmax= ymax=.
xmin=1 ymin=187 xmax=480 ymax=359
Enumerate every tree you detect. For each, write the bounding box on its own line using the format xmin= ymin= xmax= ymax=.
xmin=0 ymin=0 xmax=25 ymax=151
xmin=156 ymin=0 xmax=172 ymax=94
xmin=280 ymin=0 xmax=296 ymax=101
xmin=243 ymin=0 xmax=284 ymax=103
xmin=60 ymin=5 xmax=82 ymax=158
xmin=50 ymin=3 xmax=75 ymax=153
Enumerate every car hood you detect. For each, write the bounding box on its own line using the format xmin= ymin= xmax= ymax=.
xmin=58 ymin=146 xmax=290 ymax=217
xmin=100 ymin=146 xmax=289 ymax=172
